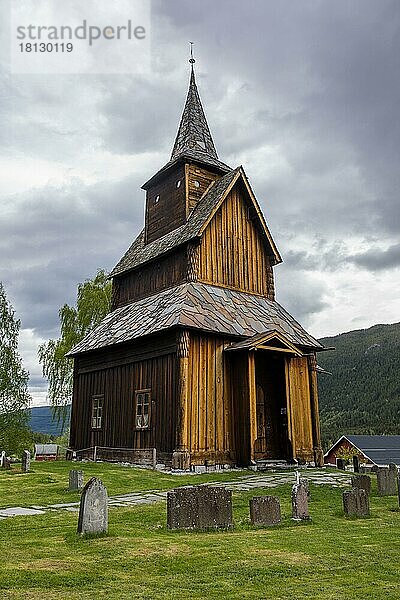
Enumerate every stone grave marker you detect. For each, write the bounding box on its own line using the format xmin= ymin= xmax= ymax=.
xmin=250 ymin=496 xmax=281 ymax=526
xmin=167 ymin=485 xmax=233 ymax=530
xmin=336 ymin=458 xmax=346 ymax=471
xmin=343 ymin=488 xmax=369 ymax=517
xmin=352 ymin=455 xmax=360 ymax=473
xmin=398 ymin=475 xmax=400 ymax=507
xmin=291 ymin=473 xmax=310 ymax=520
xmin=69 ymin=470 xmax=84 ymax=491
xmin=0 ymin=451 xmax=5 ymax=468
xmin=77 ymin=477 xmax=108 ymax=535
xmin=376 ymin=466 xmax=397 ymax=496
xmin=21 ymin=450 xmax=31 ymax=473
xmin=1 ymin=454 xmax=11 ymax=470
xmin=351 ymin=474 xmax=371 ymax=496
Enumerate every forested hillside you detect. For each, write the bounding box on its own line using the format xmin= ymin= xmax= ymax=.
xmin=318 ymin=322 xmax=400 ymax=449
xmin=28 ymin=405 xmax=70 ymax=436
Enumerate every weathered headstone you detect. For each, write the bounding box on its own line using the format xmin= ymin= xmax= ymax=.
xmin=398 ymin=475 xmax=400 ymax=507
xmin=336 ymin=458 xmax=346 ymax=471
xmin=351 ymin=474 xmax=371 ymax=496
xmin=3 ymin=456 xmax=11 ymax=470
xmin=352 ymin=455 xmax=360 ymax=473
xmin=69 ymin=469 xmax=84 ymax=491
xmin=292 ymin=475 xmax=310 ymax=520
xmin=167 ymin=485 xmax=233 ymax=530
xmin=21 ymin=450 xmax=31 ymax=473
xmin=77 ymin=477 xmax=108 ymax=535
xmin=250 ymin=496 xmax=281 ymax=526
xmin=343 ymin=488 xmax=369 ymax=517
xmin=376 ymin=466 xmax=397 ymax=496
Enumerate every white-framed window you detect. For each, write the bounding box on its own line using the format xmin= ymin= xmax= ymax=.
xmin=135 ymin=389 xmax=151 ymax=429
xmin=91 ymin=395 xmax=103 ymax=429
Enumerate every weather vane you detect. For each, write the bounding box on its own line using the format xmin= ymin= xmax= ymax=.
xmin=189 ymin=42 xmax=195 ymax=64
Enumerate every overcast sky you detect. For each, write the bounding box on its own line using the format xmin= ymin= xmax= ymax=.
xmin=1 ymin=0 xmax=399 ymax=406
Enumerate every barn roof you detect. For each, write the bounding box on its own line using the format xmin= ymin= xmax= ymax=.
xmin=111 ymin=166 xmax=281 ymax=277
xmin=68 ymin=282 xmax=324 ymax=356
xmin=325 ymin=435 xmax=400 ymax=466
xmin=34 ymin=444 xmax=58 ymax=455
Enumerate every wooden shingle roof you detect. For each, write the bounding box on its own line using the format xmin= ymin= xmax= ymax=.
xmin=68 ymin=282 xmax=324 ymax=356
xmin=171 ymin=67 xmax=218 ymax=162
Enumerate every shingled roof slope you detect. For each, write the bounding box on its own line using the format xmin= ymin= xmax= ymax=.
xmin=68 ymin=282 xmax=324 ymax=356
xmin=111 ymin=167 xmax=240 ymax=277
xmin=171 ymin=67 xmax=218 ymax=161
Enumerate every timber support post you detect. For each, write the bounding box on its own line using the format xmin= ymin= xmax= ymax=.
xmin=248 ymin=351 xmax=257 ymax=464
xmin=173 ymin=329 xmax=191 ymax=470
xmin=308 ymin=354 xmax=324 ymax=466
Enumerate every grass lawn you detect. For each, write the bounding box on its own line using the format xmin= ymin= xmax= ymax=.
xmin=0 ymin=463 xmax=399 ymax=599
xmin=0 ymin=460 xmax=249 ymax=508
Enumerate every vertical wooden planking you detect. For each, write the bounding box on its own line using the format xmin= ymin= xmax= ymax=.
xmin=248 ymin=351 xmax=257 ymax=464
xmin=207 ymin=337 xmax=216 ymax=452
xmin=198 ymin=336 xmax=207 ymax=452
xmin=215 ymin=337 xmax=224 ymax=453
xmin=198 ymin=185 xmax=275 ymax=298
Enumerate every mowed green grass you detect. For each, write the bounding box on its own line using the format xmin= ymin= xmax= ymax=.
xmin=0 ymin=464 xmax=399 ymax=599
xmin=0 ymin=460 xmax=248 ymax=507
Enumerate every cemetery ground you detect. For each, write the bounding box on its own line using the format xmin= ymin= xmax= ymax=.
xmin=0 ymin=462 xmax=399 ymax=599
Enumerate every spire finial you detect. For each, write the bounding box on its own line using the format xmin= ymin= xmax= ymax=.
xmin=189 ymin=42 xmax=195 ymax=65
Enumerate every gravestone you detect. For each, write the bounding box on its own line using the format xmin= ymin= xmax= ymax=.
xmin=343 ymin=488 xmax=369 ymax=517
xmin=167 ymin=485 xmax=232 ymax=530
xmin=69 ymin=470 xmax=84 ymax=491
xmin=376 ymin=466 xmax=397 ymax=496
xmin=336 ymin=458 xmax=346 ymax=471
xmin=77 ymin=477 xmax=108 ymax=535
xmin=352 ymin=455 xmax=360 ymax=473
xmin=398 ymin=475 xmax=400 ymax=507
xmin=1 ymin=452 xmax=11 ymax=470
xmin=21 ymin=450 xmax=31 ymax=473
xmin=250 ymin=496 xmax=281 ymax=526
xmin=351 ymin=474 xmax=371 ymax=496
xmin=291 ymin=476 xmax=310 ymax=521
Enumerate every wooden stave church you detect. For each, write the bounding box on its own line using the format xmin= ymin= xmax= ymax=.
xmin=68 ymin=65 xmax=325 ymax=469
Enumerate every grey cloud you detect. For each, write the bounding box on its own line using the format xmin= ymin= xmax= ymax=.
xmin=0 ymin=175 xmax=144 ymax=336
xmin=350 ymin=243 xmax=400 ymax=271
xmin=275 ymin=266 xmax=329 ymax=327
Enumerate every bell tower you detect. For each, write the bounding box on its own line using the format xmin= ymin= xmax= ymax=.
xmin=142 ymin=62 xmax=231 ymax=245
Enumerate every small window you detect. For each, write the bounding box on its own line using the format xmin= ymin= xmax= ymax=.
xmin=176 ymin=180 xmax=182 ymax=188
xmin=91 ymin=395 xmax=103 ymax=429
xmin=135 ymin=389 xmax=151 ymax=429
xmin=194 ymin=180 xmax=200 ymax=188
xmin=154 ymin=195 xmax=160 ymax=204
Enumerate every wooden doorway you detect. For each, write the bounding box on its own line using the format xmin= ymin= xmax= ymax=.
xmin=254 ymin=352 xmax=289 ymax=460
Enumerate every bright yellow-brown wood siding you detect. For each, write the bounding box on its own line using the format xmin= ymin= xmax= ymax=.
xmin=199 ymin=186 xmax=275 ymax=298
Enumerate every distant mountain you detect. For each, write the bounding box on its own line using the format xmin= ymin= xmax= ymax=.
xmin=318 ymin=322 xmax=400 ymax=450
xmin=28 ymin=405 xmax=71 ymax=435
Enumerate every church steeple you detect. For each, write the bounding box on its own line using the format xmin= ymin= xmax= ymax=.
xmin=142 ymin=56 xmax=231 ymax=245
xmin=171 ymin=65 xmax=219 ymax=162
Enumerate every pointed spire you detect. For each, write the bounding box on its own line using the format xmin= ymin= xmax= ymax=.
xmin=171 ymin=56 xmax=219 ymax=162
